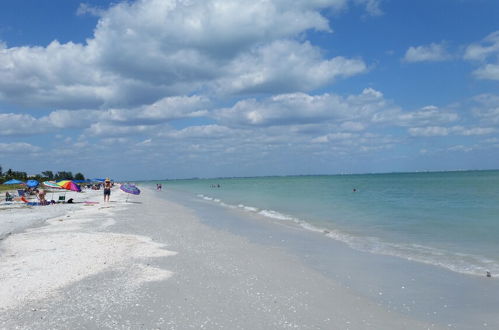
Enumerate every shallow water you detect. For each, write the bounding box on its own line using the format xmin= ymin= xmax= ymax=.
xmin=142 ymin=170 xmax=499 ymax=277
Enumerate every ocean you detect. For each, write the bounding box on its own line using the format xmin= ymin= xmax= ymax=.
xmin=147 ymin=170 xmax=499 ymax=277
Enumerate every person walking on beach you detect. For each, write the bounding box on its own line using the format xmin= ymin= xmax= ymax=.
xmin=103 ymin=178 xmax=112 ymax=202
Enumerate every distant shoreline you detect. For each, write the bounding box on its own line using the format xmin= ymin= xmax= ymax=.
xmin=133 ymin=167 xmax=499 ymax=182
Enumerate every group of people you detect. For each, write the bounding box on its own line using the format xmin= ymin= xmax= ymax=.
xmin=4 ymin=187 xmax=52 ymax=205
xmin=3 ymin=178 xmax=114 ymax=205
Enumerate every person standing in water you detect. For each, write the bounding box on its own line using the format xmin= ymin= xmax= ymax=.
xmin=103 ymin=178 xmax=112 ymax=202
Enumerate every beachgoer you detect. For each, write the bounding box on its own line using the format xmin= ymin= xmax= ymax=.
xmin=158 ymin=184 xmax=162 ymax=191
xmin=487 ymin=271 xmax=492 ymax=278
xmin=37 ymin=189 xmax=47 ymax=205
xmin=103 ymin=178 xmax=112 ymax=202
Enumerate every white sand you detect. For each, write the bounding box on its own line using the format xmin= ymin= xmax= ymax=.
xmin=0 ymin=188 xmax=176 ymax=311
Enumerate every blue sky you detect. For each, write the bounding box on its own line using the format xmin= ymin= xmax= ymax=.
xmin=0 ymin=0 xmax=498 ymax=179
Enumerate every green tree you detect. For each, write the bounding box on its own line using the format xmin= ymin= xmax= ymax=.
xmin=74 ymin=172 xmax=85 ymax=181
xmin=55 ymin=171 xmax=73 ymax=180
xmin=42 ymin=171 xmax=54 ymax=180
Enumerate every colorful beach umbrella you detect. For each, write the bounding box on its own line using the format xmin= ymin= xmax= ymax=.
xmin=26 ymin=179 xmax=39 ymax=188
xmin=3 ymin=179 xmax=24 ymax=185
xmin=120 ymin=184 xmax=140 ymax=195
xmin=57 ymin=180 xmax=81 ymax=192
xmin=43 ymin=181 xmax=62 ymax=189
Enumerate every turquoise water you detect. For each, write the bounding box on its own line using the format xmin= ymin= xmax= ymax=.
xmin=148 ymin=171 xmax=499 ymax=276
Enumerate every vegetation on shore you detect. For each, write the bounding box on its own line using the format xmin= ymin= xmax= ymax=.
xmin=0 ymin=165 xmax=86 ymax=192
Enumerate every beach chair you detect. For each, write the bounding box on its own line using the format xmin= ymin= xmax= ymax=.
xmin=17 ymin=190 xmax=25 ymax=197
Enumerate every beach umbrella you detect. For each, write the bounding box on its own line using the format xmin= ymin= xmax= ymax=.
xmin=120 ymin=184 xmax=140 ymax=195
xmin=43 ymin=181 xmax=63 ymax=201
xmin=3 ymin=179 xmax=24 ymax=185
xmin=26 ymin=179 xmax=39 ymax=188
xmin=43 ymin=181 xmax=62 ymax=189
xmin=57 ymin=180 xmax=81 ymax=192
xmin=120 ymin=183 xmax=140 ymax=202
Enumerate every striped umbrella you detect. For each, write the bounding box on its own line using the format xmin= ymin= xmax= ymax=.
xmin=43 ymin=181 xmax=63 ymax=201
xmin=57 ymin=180 xmax=81 ymax=192
xmin=43 ymin=181 xmax=62 ymax=189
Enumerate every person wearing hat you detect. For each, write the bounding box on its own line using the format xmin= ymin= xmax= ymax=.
xmin=103 ymin=178 xmax=112 ymax=202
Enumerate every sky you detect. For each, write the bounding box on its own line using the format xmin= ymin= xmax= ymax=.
xmin=0 ymin=0 xmax=498 ymax=180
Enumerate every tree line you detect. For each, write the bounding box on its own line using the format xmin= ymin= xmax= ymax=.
xmin=0 ymin=165 xmax=85 ymax=183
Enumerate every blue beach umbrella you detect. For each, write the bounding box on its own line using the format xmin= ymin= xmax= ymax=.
xmin=26 ymin=179 xmax=39 ymax=188
xmin=3 ymin=179 xmax=24 ymax=185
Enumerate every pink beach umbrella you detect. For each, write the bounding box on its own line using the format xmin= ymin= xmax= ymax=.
xmin=56 ymin=180 xmax=81 ymax=192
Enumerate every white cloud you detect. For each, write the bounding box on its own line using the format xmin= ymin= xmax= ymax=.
xmin=373 ymin=105 xmax=458 ymax=126
xmin=471 ymin=94 xmax=499 ymax=123
xmin=464 ymin=31 xmax=499 ymax=61
xmin=0 ymin=0 xmax=370 ymax=110
xmin=0 ymin=95 xmax=210 ymax=137
xmin=340 ymin=121 xmax=366 ymax=131
xmin=458 ymin=127 xmax=495 ymax=136
xmin=160 ymin=124 xmax=235 ymax=140
xmin=403 ymin=43 xmax=451 ymax=63
xmin=448 ymin=145 xmax=474 ymax=152
xmin=464 ymin=31 xmax=499 ymax=81
xmin=408 ymin=125 xmax=495 ymax=137
xmin=312 ymin=132 xmax=356 ymax=143
xmin=354 ymin=0 xmax=383 ymax=16
xmin=0 ymin=113 xmax=54 ymax=135
xmin=216 ymin=40 xmax=367 ymax=94
xmin=84 ymin=122 xmax=158 ymax=137
xmin=0 ymin=142 xmax=41 ymax=153
xmin=472 ymin=64 xmax=499 ymax=80
xmin=76 ymin=3 xmax=105 ymax=17
xmin=408 ymin=126 xmax=449 ymax=137
xmin=215 ymin=88 xmax=385 ymax=127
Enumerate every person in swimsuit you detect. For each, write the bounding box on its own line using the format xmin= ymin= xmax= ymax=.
xmin=37 ymin=189 xmax=47 ymax=205
xmin=104 ymin=178 xmax=112 ymax=202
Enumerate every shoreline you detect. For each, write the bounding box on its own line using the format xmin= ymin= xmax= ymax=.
xmin=0 ymin=186 xmax=495 ymax=328
xmin=193 ymin=191 xmax=499 ymax=278
xmin=157 ymin=187 xmax=499 ymax=329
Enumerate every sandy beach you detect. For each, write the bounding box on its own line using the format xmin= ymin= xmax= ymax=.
xmin=0 ymin=186 xmax=497 ymax=329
